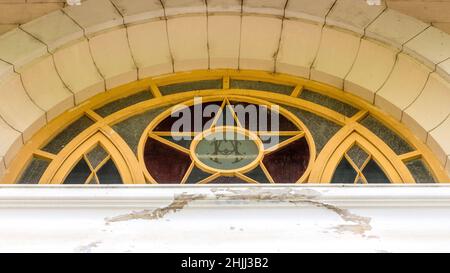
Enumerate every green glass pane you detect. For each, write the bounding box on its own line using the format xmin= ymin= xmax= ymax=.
xmin=42 ymin=116 xmax=94 ymax=154
xmin=406 ymin=159 xmax=435 ymax=183
xmin=112 ymin=106 xmax=170 ymax=154
xmin=245 ymin=165 xmax=271 ymax=184
xmin=346 ymin=145 xmax=369 ymax=169
xmin=360 ymin=115 xmax=413 ymax=155
xmin=64 ymin=158 xmax=91 ymax=184
xmin=331 ymin=157 xmax=357 ymax=184
xmin=185 ymin=165 xmax=211 ymax=184
xmin=230 ymin=79 xmax=294 ymax=95
xmin=86 ymin=145 xmax=108 ymax=169
xmin=94 ymin=90 xmax=153 ymax=117
xmin=208 ymin=176 xmax=248 ymax=184
xmin=299 ymin=89 xmax=359 ymax=117
xmin=362 ymin=159 xmax=390 ymax=184
xmin=17 ymin=157 xmax=50 ymax=184
xmin=195 ymin=130 xmax=259 ymax=171
xmin=283 ymin=106 xmax=342 ymax=154
xmin=159 ymin=80 xmax=223 ymax=95
xmin=97 ymin=159 xmax=123 ymax=184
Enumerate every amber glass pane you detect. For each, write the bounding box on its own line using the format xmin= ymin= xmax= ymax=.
xmin=262 ymin=138 xmax=310 ymax=183
xmin=144 ymin=138 xmax=191 ymax=183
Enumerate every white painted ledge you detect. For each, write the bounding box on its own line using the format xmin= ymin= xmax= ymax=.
xmin=1 ymin=185 xmax=450 ymax=253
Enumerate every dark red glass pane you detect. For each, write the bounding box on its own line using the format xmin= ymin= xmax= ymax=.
xmin=230 ymin=101 xmax=298 ymax=131
xmin=154 ymin=101 xmax=222 ymax=132
xmin=144 ymin=138 xmax=191 ymax=183
xmin=262 ymin=137 xmax=310 ymax=183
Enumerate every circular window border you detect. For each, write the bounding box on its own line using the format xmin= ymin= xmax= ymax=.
xmin=137 ymin=95 xmax=317 ymax=184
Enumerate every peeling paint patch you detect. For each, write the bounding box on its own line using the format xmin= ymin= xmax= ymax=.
xmin=301 ymin=200 xmax=373 ymax=236
xmin=75 ymin=241 xmax=102 ymax=253
xmin=212 ymin=187 xmax=372 ymax=237
xmin=104 ymin=187 xmax=373 ymax=238
xmin=211 ymin=187 xmax=323 ymax=201
xmin=105 ymin=193 xmax=207 ymax=223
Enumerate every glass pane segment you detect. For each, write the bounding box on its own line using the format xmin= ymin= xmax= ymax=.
xmin=154 ymin=102 xmax=222 ymax=132
xmin=406 ymin=159 xmax=435 ymax=183
xmin=262 ymin=137 xmax=310 ymax=183
xmin=144 ymin=138 xmax=191 ymax=183
xmin=259 ymin=135 xmax=292 ymax=150
xmin=245 ymin=165 xmax=271 ymax=184
xmin=185 ymin=165 xmax=211 ymax=184
xmin=86 ymin=175 xmax=98 ymax=184
xmin=362 ymin=159 xmax=390 ymax=184
xmin=42 ymin=116 xmax=94 ymax=154
xmin=299 ymin=89 xmax=359 ymax=117
xmin=86 ymin=145 xmax=108 ymax=169
xmin=331 ymin=157 xmax=357 ymax=184
xmin=17 ymin=157 xmax=50 ymax=184
xmin=64 ymin=158 xmax=91 ymax=184
xmin=230 ymin=80 xmax=294 ymax=95
xmin=207 ymin=176 xmax=249 ymax=184
xmin=214 ymin=105 xmax=238 ymax=127
xmin=360 ymin=115 xmax=413 ymax=155
xmin=160 ymin=135 xmax=193 ymax=149
xmin=284 ymin=106 xmax=342 ymax=154
xmin=94 ymin=90 xmax=153 ymax=117
xmin=231 ymin=101 xmax=298 ymax=131
xmin=195 ymin=130 xmax=259 ymax=171
xmin=112 ymin=107 xmax=169 ymax=154
xmin=346 ymin=145 xmax=369 ymax=169
xmin=159 ymin=80 xmax=223 ymax=95
xmin=97 ymin=159 xmax=123 ymax=184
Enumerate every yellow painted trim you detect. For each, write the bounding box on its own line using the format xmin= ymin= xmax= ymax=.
xmin=3 ymin=69 xmax=448 ymax=184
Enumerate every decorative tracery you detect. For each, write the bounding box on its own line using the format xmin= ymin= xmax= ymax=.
xmin=4 ymin=70 xmax=448 ymax=184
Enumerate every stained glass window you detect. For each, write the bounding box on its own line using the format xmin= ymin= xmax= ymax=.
xmin=17 ymin=157 xmax=51 ymax=184
xmin=143 ymin=99 xmax=310 ymax=184
xmin=331 ymin=144 xmax=391 ymax=184
xmin=42 ymin=116 xmax=94 ymax=154
xmin=230 ymin=80 xmax=295 ymax=95
xmin=63 ymin=145 xmax=123 ymax=184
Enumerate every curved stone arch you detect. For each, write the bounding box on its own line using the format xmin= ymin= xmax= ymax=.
xmin=0 ymin=0 xmax=449 ymax=180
